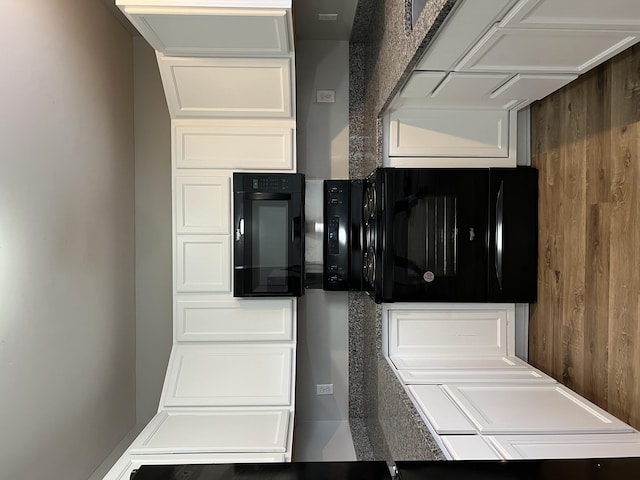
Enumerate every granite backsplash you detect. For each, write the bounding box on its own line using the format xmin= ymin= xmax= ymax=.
xmin=347 ymin=0 xmax=459 ymax=462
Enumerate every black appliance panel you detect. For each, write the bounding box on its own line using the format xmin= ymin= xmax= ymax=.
xmin=488 ymin=167 xmax=538 ymax=302
xmin=376 ymin=168 xmax=489 ymax=303
xmin=233 ymin=173 xmax=304 ymax=297
xmin=131 ymin=462 xmax=393 ymax=480
xmin=323 ymin=180 xmax=364 ymax=291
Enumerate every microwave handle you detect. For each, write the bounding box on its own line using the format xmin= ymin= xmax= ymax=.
xmin=291 ymin=216 xmax=302 ymax=242
xmin=244 ymin=192 xmax=291 ymax=201
xmin=494 ymin=180 xmax=504 ymax=291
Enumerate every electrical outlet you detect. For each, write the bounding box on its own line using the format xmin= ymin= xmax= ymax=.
xmin=316 ymin=90 xmax=335 ymax=103
xmin=316 ymin=384 xmax=334 ymax=395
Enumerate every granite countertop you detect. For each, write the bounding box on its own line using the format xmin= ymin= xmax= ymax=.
xmin=347 ymin=0 xmax=459 ymax=463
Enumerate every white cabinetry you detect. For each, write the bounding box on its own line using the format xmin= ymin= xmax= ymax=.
xmin=383 ymin=303 xmax=640 ymax=461
xmin=175 ymin=299 xmax=294 ymax=342
xmin=157 ymin=55 xmax=293 ymax=119
xmin=175 ymin=175 xmax=229 ymax=234
xmin=116 ymin=1 xmax=292 ymax=57
xmin=174 ymin=120 xmax=295 ymax=170
xmin=103 ymin=3 xmax=297 ymax=478
xmin=388 ymin=0 xmax=640 ymax=165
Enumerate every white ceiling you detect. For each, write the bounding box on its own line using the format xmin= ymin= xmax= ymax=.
xmin=99 ymin=0 xmax=359 ymax=41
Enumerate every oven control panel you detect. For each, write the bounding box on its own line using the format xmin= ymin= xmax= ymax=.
xmin=323 ymin=180 xmax=350 ymax=290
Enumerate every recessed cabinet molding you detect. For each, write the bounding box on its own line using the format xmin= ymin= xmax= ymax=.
xmin=157 ymin=54 xmax=293 ymax=119
xmin=160 ymin=345 xmax=293 ymax=407
xmin=431 ymin=72 xmax=511 ymax=101
xmin=176 ymin=235 xmax=230 ymax=292
xmin=440 ymin=435 xmax=502 ymax=460
xmin=128 ymin=409 xmax=291 ymax=454
xmin=456 ymin=26 xmax=639 ymax=73
xmin=399 ymin=71 xmax=447 ymax=98
xmin=388 ymin=108 xmax=513 ymax=163
xmin=116 ymin=3 xmax=292 ymax=57
xmin=387 ymin=305 xmax=515 ymax=359
xmin=175 ymin=299 xmax=295 ymax=342
xmin=174 ymin=120 xmax=295 ymax=170
xmin=487 ymin=433 xmax=640 ymax=459
xmin=499 ymin=0 xmax=640 ymax=30
xmin=175 ymin=176 xmax=230 ymax=234
xmin=489 ymin=73 xmax=578 ymax=104
xmin=416 ymin=0 xmax=517 ymax=70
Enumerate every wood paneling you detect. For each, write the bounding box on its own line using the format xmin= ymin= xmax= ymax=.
xmin=530 ymin=44 xmax=640 ymax=430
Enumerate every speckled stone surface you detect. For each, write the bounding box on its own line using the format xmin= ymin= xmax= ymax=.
xmin=348 ymin=0 xmax=457 ymax=463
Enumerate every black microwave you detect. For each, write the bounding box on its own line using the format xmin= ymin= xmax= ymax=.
xmin=233 ymin=173 xmax=305 ymax=297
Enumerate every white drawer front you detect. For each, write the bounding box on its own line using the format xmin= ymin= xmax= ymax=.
xmin=176 ymin=299 xmax=294 ymax=342
xmin=128 ymin=409 xmax=290 ymax=454
xmin=160 ymin=345 xmax=293 ymax=407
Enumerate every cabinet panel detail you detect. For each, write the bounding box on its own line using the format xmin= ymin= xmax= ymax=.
xmin=499 ymin=0 xmax=640 ymax=30
xmin=176 ymin=299 xmax=294 ymax=342
xmin=388 ymin=108 xmax=509 ymax=157
xmin=431 ymin=72 xmax=511 ymax=101
xmin=457 ymin=26 xmax=639 ymax=73
xmin=487 ymin=433 xmax=640 ymax=459
xmin=176 ymin=235 xmax=230 ymax=292
xmin=388 ymin=306 xmax=515 ymax=358
xmin=408 ymin=385 xmax=476 ymax=434
xmin=440 ymin=435 xmax=501 ymax=460
xmin=158 ymin=55 xmax=292 ymax=118
xmin=161 ymin=345 xmax=293 ymax=407
xmin=397 ymin=367 xmax=555 ymax=385
xmin=489 ymin=73 xmax=578 ymax=103
xmin=174 ymin=121 xmax=294 ymax=170
xmin=444 ymin=383 xmax=636 ymax=435
xmin=128 ymin=409 xmax=290 ymax=454
xmin=175 ymin=176 xmax=230 ymax=234
xmin=118 ymin=6 xmax=291 ymax=56
xmin=399 ymin=71 xmax=447 ymax=98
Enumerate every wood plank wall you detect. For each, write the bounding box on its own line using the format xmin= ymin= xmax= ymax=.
xmin=530 ymin=44 xmax=640 ymax=429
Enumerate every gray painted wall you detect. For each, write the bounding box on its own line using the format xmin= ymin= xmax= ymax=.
xmin=295 ymin=40 xmax=351 ymax=423
xmin=133 ymin=38 xmax=173 ymax=425
xmin=0 ymin=2 xmax=136 ymax=479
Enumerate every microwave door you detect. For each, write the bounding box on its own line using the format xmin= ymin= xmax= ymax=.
xmin=234 ymin=191 xmax=303 ymax=297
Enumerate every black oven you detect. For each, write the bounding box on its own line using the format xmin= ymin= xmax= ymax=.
xmin=233 ymin=173 xmax=305 ymax=297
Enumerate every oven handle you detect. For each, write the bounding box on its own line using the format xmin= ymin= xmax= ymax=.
xmin=244 ymin=192 xmax=291 ymax=201
xmin=495 ymin=180 xmax=504 ymax=291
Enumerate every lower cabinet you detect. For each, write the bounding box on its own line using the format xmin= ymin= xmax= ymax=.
xmin=384 ymin=303 xmax=640 ymax=461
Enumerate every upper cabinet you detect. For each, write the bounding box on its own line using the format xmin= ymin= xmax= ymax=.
xmin=157 ymin=55 xmax=293 ymax=119
xmin=387 ymin=0 xmax=640 ymax=166
xmin=116 ymin=0 xmax=293 ymax=57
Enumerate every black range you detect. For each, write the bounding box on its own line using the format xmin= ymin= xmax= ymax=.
xmin=322 ymin=167 xmax=538 ymax=304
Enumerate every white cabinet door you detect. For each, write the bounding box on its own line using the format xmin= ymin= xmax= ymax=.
xmin=103 ymin=451 xmax=286 ymax=480
xmin=416 ymin=0 xmax=517 ymax=70
xmin=440 ymin=435 xmax=502 ymax=460
xmin=176 ymin=235 xmax=230 ymax=293
xmin=159 ymin=345 xmax=293 ymax=407
xmin=489 ymin=73 xmax=578 ymax=106
xmin=173 ymin=120 xmax=295 ymax=170
xmin=487 ymin=433 xmax=640 ymax=459
xmin=392 ymin=355 xmax=528 ymax=370
xmin=157 ymin=55 xmax=293 ymax=119
xmin=442 ymin=383 xmax=635 ymax=435
xmin=116 ymin=4 xmax=292 ymax=56
xmin=457 ymin=26 xmax=639 ymax=73
xmin=499 ymin=0 xmax=640 ymax=31
xmin=407 ymin=385 xmax=476 ymax=434
xmin=388 ymin=108 xmax=511 ymax=158
xmin=175 ymin=299 xmax=294 ymax=342
xmin=387 ymin=305 xmax=515 ymax=359
xmin=128 ymin=409 xmax=291 ymax=454
xmin=175 ymin=176 xmax=230 ymax=234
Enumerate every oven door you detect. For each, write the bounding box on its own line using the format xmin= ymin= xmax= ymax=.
xmin=380 ymin=168 xmax=489 ymax=302
xmin=234 ymin=190 xmax=304 ymax=297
